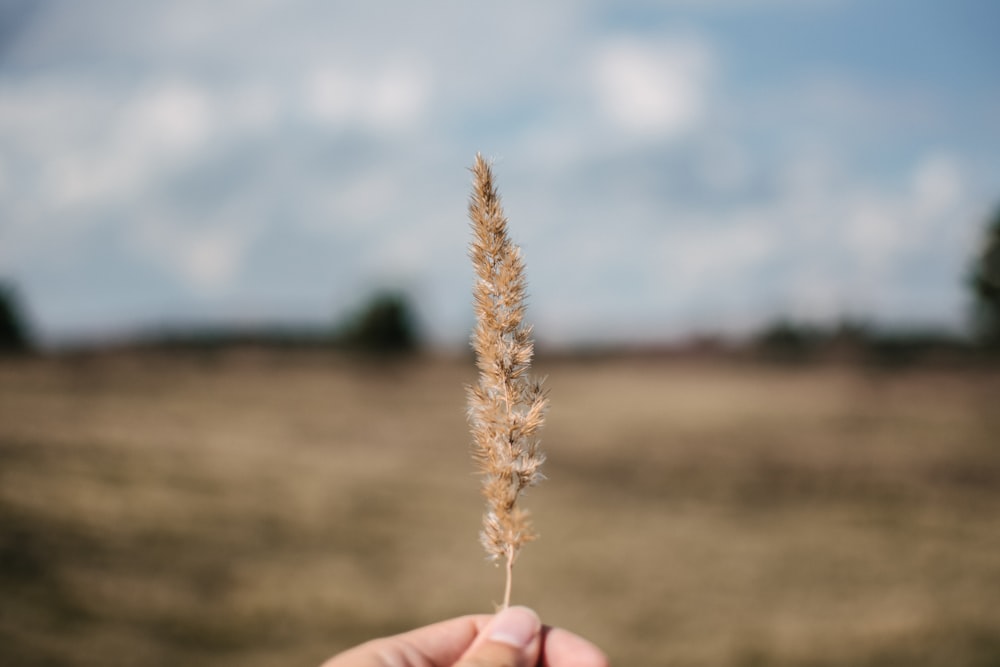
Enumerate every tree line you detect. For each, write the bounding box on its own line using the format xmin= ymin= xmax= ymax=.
xmin=2 ymin=207 xmax=999 ymax=359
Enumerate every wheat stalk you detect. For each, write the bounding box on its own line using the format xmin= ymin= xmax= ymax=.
xmin=466 ymin=154 xmax=548 ymax=609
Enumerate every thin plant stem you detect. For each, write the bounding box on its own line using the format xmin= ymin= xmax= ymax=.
xmin=503 ymin=546 xmax=514 ymax=609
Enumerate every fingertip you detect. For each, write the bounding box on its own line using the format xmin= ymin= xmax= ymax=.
xmin=456 ymin=606 xmax=542 ymax=667
xmin=487 ymin=606 xmax=541 ymax=648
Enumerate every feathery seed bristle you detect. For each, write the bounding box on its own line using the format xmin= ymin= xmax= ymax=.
xmin=466 ymin=154 xmax=548 ymax=606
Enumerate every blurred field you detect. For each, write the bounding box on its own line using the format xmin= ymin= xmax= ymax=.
xmin=1 ymin=350 xmax=999 ymax=667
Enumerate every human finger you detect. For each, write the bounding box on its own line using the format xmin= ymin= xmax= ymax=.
xmin=321 ymin=614 xmax=490 ymax=667
xmin=453 ymin=606 xmax=542 ymax=667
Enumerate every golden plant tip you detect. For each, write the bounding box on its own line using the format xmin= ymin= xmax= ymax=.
xmin=466 ymin=154 xmax=547 ymax=609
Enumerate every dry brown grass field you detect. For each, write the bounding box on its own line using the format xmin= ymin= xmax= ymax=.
xmin=1 ymin=350 xmax=998 ymax=667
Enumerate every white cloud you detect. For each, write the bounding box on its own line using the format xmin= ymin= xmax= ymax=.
xmin=592 ymin=36 xmax=713 ymax=138
xmin=911 ymin=153 xmax=962 ymax=219
xmin=302 ymin=68 xmax=356 ymax=125
xmin=665 ymin=221 xmax=777 ymax=290
xmin=840 ymin=153 xmax=965 ymax=273
xmin=368 ymin=63 xmax=432 ymax=129
xmin=843 ymin=195 xmax=907 ymax=271
xmin=318 ymin=171 xmax=399 ymax=229
xmin=302 ymin=60 xmax=432 ymax=131
xmin=122 ymin=81 xmax=213 ymax=154
xmin=129 ymin=216 xmax=257 ymax=294
xmin=38 ymin=79 xmax=214 ymax=210
xmin=180 ymin=230 xmax=249 ymax=293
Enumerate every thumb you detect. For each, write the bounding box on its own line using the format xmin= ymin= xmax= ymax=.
xmin=454 ymin=606 xmax=542 ymax=667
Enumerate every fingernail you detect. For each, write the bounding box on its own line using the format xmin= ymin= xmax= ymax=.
xmin=488 ymin=606 xmax=541 ymax=648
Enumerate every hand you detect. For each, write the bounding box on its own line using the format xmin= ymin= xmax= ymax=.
xmin=321 ymin=606 xmax=608 ymax=667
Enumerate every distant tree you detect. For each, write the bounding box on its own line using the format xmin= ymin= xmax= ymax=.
xmin=340 ymin=291 xmax=419 ymax=356
xmin=969 ymin=208 xmax=1000 ymax=349
xmin=754 ymin=319 xmax=823 ymax=363
xmin=0 ymin=282 xmax=32 ymax=354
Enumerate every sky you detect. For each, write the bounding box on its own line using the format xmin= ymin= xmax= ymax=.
xmin=1 ymin=0 xmax=998 ymax=348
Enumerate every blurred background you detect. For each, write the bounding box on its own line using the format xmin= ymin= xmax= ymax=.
xmin=1 ymin=1 xmax=999 ymax=666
